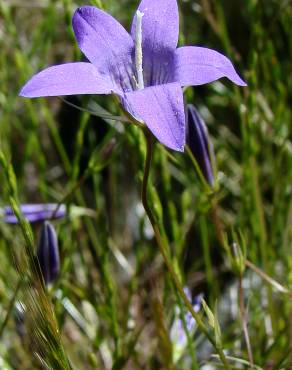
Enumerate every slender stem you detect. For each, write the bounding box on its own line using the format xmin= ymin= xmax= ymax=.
xmin=50 ymin=172 xmax=88 ymax=220
xmin=249 ymin=156 xmax=276 ymax=332
xmin=211 ymin=202 xmax=225 ymax=247
xmin=59 ymin=97 xmax=129 ymax=123
xmin=200 ymin=215 xmax=218 ymax=303
xmin=0 ymin=278 xmax=22 ymax=339
xmin=238 ymin=276 xmax=254 ymax=370
xmin=175 ymin=289 xmax=199 ymax=370
xmin=246 ymin=260 xmax=292 ymax=297
xmin=141 ymin=130 xmax=231 ymax=370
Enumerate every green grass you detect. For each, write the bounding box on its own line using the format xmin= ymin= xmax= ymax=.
xmin=0 ymin=0 xmax=292 ymax=369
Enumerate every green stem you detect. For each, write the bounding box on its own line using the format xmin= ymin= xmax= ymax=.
xmin=0 ymin=278 xmax=22 ymax=339
xmin=141 ymin=130 xmax=231 ymax=370
xmin=249 ymin=156 xmax=276 ymax=332
xmin=175 ymin=289 xmax=199 ymax=369
xmin=238 ymin=276 xmax=254 ymax=370
xmin=200 ymin=215 xmax=218 ymax=303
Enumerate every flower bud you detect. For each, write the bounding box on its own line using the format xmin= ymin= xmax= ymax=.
xmin=37 ymin=221 xmax=60 ymax=285
xmin=186 ymin=104 xmax=215 ymax=186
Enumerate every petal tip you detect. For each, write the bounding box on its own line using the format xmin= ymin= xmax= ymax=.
xmin=235 ymin=76 xmax=248 ymax=87
xmin=73 ymin=5 xmax=99 ymax=19
xmin=178 ymin=144 xmax=185 ymax=153
xmin=168 ymin=140 xmax=185 ymax=152
xmin=72 ymin=6 xmax=94 ymax=25
xmin=19 ymin=86 xmax=31 ymax=98
xmin=72 ymin=6 xmax=84 ymax=23
xmin=74 ymin=5 xmax=91 ymax=14
xmin=163 ymin=142 xmax=185 ymax=152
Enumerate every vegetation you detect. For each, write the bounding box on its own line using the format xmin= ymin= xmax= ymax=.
xmin=0 ymin=0 xmax=291 ymax=368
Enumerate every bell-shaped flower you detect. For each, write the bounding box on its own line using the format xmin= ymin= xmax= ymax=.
xmin=20 ymin=0 xmax=246 ymax=152
xmin=186 ymin=104 xmax=215 ymax=186
xmin=0 ymin=203 xmax=66 ymax=224
xmin=37 ymin=221 xmax=60 ymax=285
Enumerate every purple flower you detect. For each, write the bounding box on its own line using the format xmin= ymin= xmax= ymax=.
xmin=20 ymin=0 xmax=246 ymax=152
xmin=186 ymin=104 xmax=214 ymax=186
xmin=0 ymin=203 xmax=66 ymax=224
xmin=37 ymin=221 xmax=60 ymax=285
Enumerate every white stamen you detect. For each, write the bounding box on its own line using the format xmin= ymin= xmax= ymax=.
xmin=135 ymin=10 xmax=144 ymax=90
xmin=132 ymin=74 xmax=139 ymax=90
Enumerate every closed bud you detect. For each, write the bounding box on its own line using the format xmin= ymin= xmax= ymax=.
xmin=186 ymin=104 xmax=215 ymax=186
xmin=37 ymin=221 xmax=60 ymax=285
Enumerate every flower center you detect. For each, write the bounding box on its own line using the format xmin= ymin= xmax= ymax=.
xmin=135 ymin=10 xmax=144 ymax=90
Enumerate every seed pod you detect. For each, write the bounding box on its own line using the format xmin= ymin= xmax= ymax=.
xmin=186 ymin=104 xmax=215 ymax=186
xmin=37 ymin=221 xmax=60 ymax=285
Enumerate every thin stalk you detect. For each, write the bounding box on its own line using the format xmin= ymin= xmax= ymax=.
xmin=249 ymin=156 xmax=276 ymax=333
xmin=199 ymin=215 xmax=218 ymax=303
xmin=238 ymin=276 xmax=254 ymax=370
xmin=246 ymin=260 xmax=292 ymax=297
xmin=174 ymin=289 xmax=199 ymax=370
xmin=0 ymin=278 xmax=22 ymax=339
xmin=210 ymin=202 xmax=225 ymax=247
xmin=59 ymin=97 xmax=129 ymax=123
xmin=141 ymin=130 xmax=231 ymax=370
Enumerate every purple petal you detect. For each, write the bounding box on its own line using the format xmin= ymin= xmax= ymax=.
xmin=132 ymin=0 xmax=179 ymax=52
xmin=73 ymin=6 xmax=135 ymax=93
xmin=1 ymin=204 xmax=66 ymax=224
xmin=124 ymin=83 xmax=185 ymax=151
xmin=174 ymin=46 xmax=247 ymax=86
xmin=131 ymin=0 xmax=179 ymax=86
xmin=183 ymin=287 xmax=192 ymax=302
xmin=20 ymin=63 xmax=113 ymax=98
xmin=193 ymin=293 xmax=204 ymax=313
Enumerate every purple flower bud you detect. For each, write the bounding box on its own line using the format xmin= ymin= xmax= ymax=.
xmin=37 ymin=221 xmax=60 ymax=285
xmin=0 ymin=203 xmax=66 ymax=224
xmin=186 ymin=104 xmax=215 ymax=186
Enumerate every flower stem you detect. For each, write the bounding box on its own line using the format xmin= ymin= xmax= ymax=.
xmin=0 ymin=278 xmax=22 ymax=339
xmin=238 ymin=276 xmax=254 ymax=370
xmin=141 ymin=130 xmax=231 ymax=370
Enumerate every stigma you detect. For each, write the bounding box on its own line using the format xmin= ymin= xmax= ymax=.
xmin=135 ymin=10 xmax=144 ymax=90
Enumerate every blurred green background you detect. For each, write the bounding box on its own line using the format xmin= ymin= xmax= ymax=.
xmin=0 ymin=0 xmax=292 ymax=369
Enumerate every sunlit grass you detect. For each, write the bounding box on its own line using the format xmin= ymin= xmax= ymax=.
xmin=0 ymin=0 xmax=292 ymax=369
